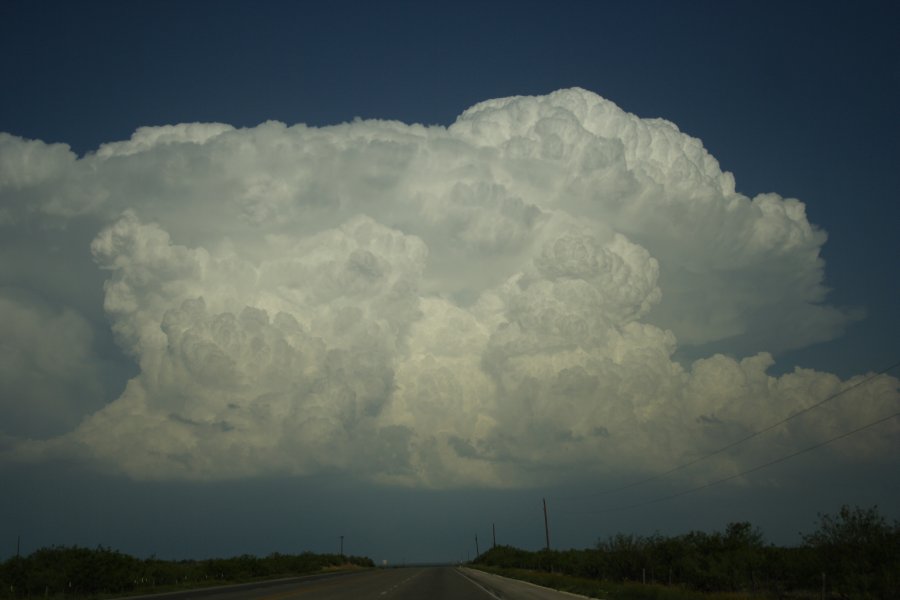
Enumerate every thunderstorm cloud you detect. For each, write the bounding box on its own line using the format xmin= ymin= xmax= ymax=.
xmin=1 ymin=89 xmax=896 ymax=486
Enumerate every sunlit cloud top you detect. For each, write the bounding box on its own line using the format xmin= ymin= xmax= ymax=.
xmin=1 ymin=89 xmax=896 ymax=487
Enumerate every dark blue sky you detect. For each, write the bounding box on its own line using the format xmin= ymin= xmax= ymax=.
xmin=3 ymin=0 xmax=897 ymax=376
xmin=1 ymin=0 xmax=898 ymax=563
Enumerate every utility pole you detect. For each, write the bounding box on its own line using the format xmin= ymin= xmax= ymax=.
xmin=543 ymin=498 xmax=551 ymax=550
xmin=475 ymin=534 xmax=480 ymax=558
xmin=340 ymin=535 xmax=344 ymax=559
xmin=16 ymin=535 xmax=20 ymax=558
xmin=492 ymin=523 xmax=496 ymax=549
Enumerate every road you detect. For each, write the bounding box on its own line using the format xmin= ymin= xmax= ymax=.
xmin=124 ymin=567 xmax=588 ymax=600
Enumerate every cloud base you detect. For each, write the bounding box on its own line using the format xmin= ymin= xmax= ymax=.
xmin=1 ymin=89 xmax=895 ymax=487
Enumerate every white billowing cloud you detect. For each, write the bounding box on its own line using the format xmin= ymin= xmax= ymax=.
xmin=1 ymin=88 xmax=897 ymax=486
xmin=94 ymin=123 xmax=235 ymax=159
xmin=0 ymin=290 xmax=107 ymax=438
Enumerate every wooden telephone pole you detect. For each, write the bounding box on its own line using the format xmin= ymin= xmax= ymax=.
xmin=543 ymin=498 xmax=551 ymax=550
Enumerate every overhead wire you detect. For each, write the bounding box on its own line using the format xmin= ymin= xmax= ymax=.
xmin=559 ymin=359 xmax=900 ymax=501
xmin=477 ymin=361 xmax=898 ymax=553
xmin=566 ymin=410 xmax=899 ymax=515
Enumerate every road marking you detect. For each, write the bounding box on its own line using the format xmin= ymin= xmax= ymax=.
xmin=257 ymin=580 xmax=344 ymax=600
xmin=459 ymin=567 xmax=596 ymax=600
xmin=378 ymin=570 xmax=421 ymax=596
xmin=455 ymin=569 xmax=502 ymax=599
xmin=257 ymin=573 xmax=373 ymax=599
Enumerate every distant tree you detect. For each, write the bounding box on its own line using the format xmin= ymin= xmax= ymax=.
xmin=0 ymin=546 xmax=376 ymax=598
xmin=802 ymin=505 xmax=900 ymax=599
xmin=475 ymin=545 xmax=537 ymax=570
xmin=597 ymin=533 xmax=637 ymax=581
xmin=722 ymin=521 xmax=766 ymax=590
xmin=466 ymin=509 xmax=899 ymax=597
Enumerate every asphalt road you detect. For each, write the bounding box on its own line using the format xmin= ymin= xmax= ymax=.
xmin=123 ymin=567 xmax=589 ymax=600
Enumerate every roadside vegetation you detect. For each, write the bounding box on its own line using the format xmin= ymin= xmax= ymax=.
xmin=470 ymin=505 xmax=899 ymax=600
xmin=0 ymin=548 xmax=374 ymax=598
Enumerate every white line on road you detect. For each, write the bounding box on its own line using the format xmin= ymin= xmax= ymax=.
xmin=455 ymin=568 xmax=502 ymax=599
xmin=379 ymin=570 xmax=421 ymax=596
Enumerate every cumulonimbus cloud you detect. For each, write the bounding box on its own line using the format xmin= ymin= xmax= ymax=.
xmin=1 ymin=88 xmax=896 ymax=486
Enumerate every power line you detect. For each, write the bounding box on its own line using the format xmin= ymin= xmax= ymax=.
xmin=567 ymin=359 xmax=900 ymax=500
xmin=573 ymin=410 xmax=899 ymax=515
xmin=490 ymin=360 xmax=899 ymax=543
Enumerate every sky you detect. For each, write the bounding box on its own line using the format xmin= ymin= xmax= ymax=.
xmin=0 ymin=0 xmax=898 ymax=564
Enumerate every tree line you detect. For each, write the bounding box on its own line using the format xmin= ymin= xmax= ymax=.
xmin=473 ymin=505 xmax=899 ymax=599
xmin=0 ymin=546 xmax=374 ymax=598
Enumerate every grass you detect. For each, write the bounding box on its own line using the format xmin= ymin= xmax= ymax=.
xmin=98 ymin=565 xmax=369 ymax=599
xmin=468 ymin=565 xmax=761 ymax=600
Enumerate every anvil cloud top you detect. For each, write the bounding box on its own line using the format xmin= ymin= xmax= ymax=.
xmin=0 ymin=0 xmax=897 ymax=563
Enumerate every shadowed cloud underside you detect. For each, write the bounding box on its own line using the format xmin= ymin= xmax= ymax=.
xmin=1 ymin=89 xmax=896 ymax=487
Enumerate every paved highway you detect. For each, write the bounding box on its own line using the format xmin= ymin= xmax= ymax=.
xmin=124 ymin=567 xmax=588 ymax=600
